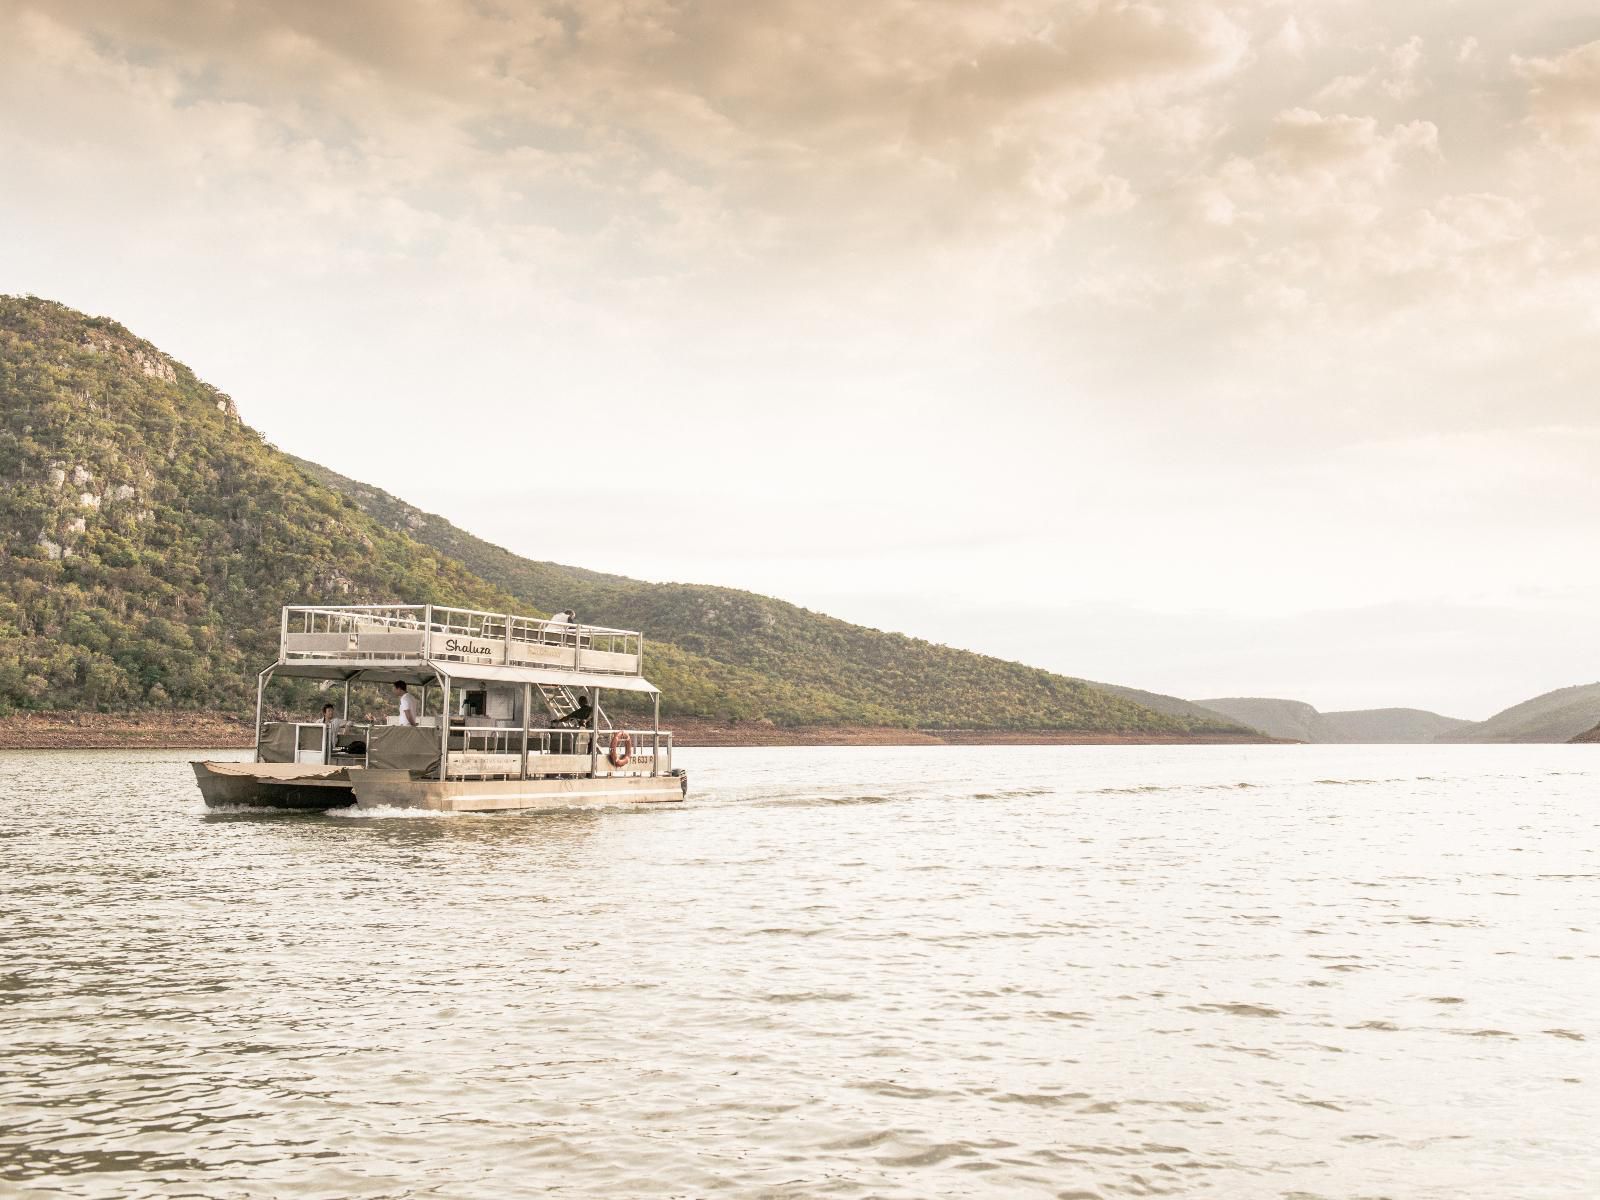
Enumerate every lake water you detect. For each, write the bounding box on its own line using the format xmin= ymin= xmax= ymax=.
xmin=2 ymin=744 xmax=1596 ymax=1199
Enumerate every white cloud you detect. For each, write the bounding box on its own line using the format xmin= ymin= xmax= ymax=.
xmin=1516 ymin=38 xmax=1600 ymax=150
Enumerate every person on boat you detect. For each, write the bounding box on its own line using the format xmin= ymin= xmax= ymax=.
xmin=542 ymin=609 xmax=575 ymax=646
xmin=393 ymin=680 xmax=419 ymax=726
xmin=321 ymin=702 xmax=365 ymax=757
xmin=553 ymin=694 xmax=593 ymax=726
xmin=320 ymin=702 xmax=344 ymax=737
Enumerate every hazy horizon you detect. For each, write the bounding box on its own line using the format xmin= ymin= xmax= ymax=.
xmin=4 ymin=0 xmax=1598 ymax=719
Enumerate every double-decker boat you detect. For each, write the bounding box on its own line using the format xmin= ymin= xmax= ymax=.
xmin=192 ymin=604 xmax=686 ymax=812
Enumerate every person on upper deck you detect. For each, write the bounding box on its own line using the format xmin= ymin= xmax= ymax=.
xmin=393 ymin=680 xmax=419 ymax=726
xmin=544 ymin=609 xmax=576 ymax=647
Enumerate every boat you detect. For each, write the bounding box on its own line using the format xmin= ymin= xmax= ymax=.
xmin=193 ymin=604 xmax=687 ymax=812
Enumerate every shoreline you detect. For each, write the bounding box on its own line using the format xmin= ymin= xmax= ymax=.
xmin=0 ymin=711 xmax=1283 ymax=751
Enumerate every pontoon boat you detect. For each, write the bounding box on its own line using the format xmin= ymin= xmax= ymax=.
xmin=193 ymin=604 xmax=686 ymax=812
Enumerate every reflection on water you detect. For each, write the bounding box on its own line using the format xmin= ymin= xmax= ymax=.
xmin=2 ymin=744 xmax=1597 ymax=1198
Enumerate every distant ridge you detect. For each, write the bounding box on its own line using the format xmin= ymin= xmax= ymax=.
xmin=1193 ymin=697 xmax=1471 ymax=744
xmin=1434 ymin=683 xmax=1600 ymax=744
xmin=1086 ymin=681 xmax=1244 ymax=725
xmin=1195 ymin=686 xmax=1600 ymax=744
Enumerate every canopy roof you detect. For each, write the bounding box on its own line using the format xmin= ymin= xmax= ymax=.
xmin=269 ymin=658 xmax=660 ymax=694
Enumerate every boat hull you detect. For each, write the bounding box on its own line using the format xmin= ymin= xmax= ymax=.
xmin=193 ymin=761 xmax=356 ymax=810
xmin=349 ymin=769 xmax=687 ymax=811
xmin=193 ymin=761 xmax=687 ymax=812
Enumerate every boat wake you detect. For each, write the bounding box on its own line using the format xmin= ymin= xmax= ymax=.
xmin=325 ymin=803 xmax=465 ymax=819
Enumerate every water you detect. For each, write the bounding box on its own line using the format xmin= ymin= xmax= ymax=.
xmin=2 ymin=744 xmax=1596 ymax=1199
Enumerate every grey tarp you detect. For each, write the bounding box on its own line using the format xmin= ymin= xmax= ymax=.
xmin=366 ymin=725 xmax=441 ymax=775
xmin=258 ymin=722 xmax=296 ymax=763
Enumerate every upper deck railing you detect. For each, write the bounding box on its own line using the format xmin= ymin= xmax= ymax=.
xmin=279 ymin=604 xmax=644 ymax=676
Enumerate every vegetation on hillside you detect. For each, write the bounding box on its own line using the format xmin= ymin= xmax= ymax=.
xmin=0 ymin=297 xmax=510 ymax=714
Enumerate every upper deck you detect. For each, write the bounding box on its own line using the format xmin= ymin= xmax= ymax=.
xmin=279 ymin=604 xmax=644 ymax=677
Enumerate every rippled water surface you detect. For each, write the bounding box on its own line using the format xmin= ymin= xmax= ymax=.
xmin=3 ymin=744 xmax=1598 ymax=1198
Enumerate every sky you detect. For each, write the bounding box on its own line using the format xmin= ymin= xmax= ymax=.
xmin=3 ymin=0 xmax=1598 ymax=719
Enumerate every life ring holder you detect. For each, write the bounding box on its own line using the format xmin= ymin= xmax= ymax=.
xmin=608 ymin=729 xmax=633 ymax=767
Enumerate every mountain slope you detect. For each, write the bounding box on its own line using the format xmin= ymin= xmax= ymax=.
xmin=1194 ymin=697 xmax=1471 ymax=743
xmin=292 ymin=457 xmax=1248 ymax=735
xmin=0 ymin=297 xmax=514 ymax=714
xmin=1193 ymin=698 xmax=1318 ymax=742
xmin=1083 ymin=680 xmax=1242 ymax=725
xmin=1 ymin=295 xmax=1245 ymax=736
xmin=1434 ymin=683 xmax=1600 ymax=744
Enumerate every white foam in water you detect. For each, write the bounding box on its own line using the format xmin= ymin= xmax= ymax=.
xmin=325 ymin=803 xmax=464 ymax=819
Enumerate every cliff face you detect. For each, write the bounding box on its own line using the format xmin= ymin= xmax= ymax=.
xmin=0 ymin=295 xmax=1247 ymax=736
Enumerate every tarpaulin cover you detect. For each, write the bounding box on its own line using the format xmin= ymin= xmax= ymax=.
xmin=366 ymin=725 xmax=441 ymax=774
xmin=258 ymin=722 xmax=297 ymax=763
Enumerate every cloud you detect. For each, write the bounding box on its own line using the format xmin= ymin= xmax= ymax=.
xmin=1517 ymin=38 xmax=1600 ymax=150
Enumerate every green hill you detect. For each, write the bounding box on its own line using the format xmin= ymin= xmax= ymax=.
xmin=0 ymin=295 xmax=1245 ymax=736
xmin=0 ymin=297 xmax=518 ymax=715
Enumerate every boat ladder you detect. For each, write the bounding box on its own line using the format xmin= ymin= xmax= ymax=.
xmin=536 ymin=682 xmax=612 ymax=729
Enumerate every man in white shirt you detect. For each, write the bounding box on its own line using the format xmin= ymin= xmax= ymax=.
xmin=393 ymin=680 xmax=419 ymax=726
xmin=545 ymin=609 xmax=575 ymax=646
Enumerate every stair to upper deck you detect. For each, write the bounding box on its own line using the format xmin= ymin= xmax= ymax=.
xmin=538 ymin=683 xmax=580 ymax=720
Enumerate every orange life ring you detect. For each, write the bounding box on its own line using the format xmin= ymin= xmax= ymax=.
xmin=608 ymin=730 xmax=633 ymax=767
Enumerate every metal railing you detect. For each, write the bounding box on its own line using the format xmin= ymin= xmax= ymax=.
xmin=279 ymin=604 xmax=644 ymax=675
xmin=446 ymin=726 xmax=672 ymax=779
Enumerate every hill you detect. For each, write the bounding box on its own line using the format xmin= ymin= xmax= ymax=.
xmin=1083 ymin=680 xmax=1240 ymax=725
xmin=0 ymin=295 xmax=1248 ymax=738
xmin=1434 ymin=683 xmax=1600 ymax=744
xmin=291 ymin=457 xmax=1247 ymax=735
xmin=1194 ymin=697 xmax=1471 ymax=743
xmin=0 ymin=296 xmax=512 ymax=716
